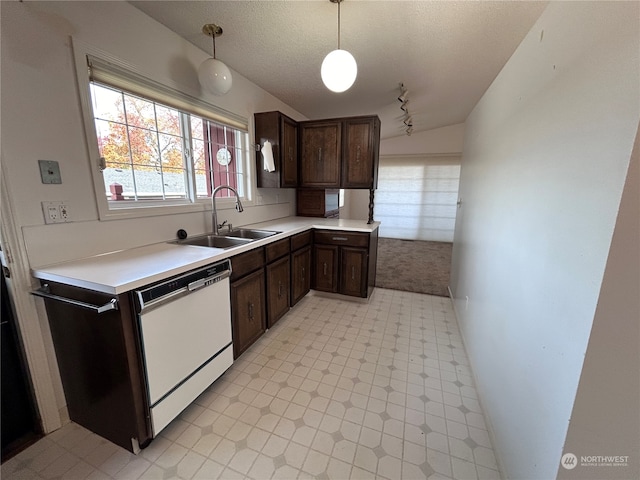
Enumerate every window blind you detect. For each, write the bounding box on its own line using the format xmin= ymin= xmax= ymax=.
xmin=87 ymin=55 xmax=248 ymax=131
xmin=374 ymin=155 xmax=461 ymax=242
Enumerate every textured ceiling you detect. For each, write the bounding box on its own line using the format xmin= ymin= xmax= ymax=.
xmin=130 ymin=1 xmax=547 ymax=139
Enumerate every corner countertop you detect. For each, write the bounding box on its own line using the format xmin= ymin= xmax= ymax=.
xmin=31 ymin=217 xmax=380 ymax=295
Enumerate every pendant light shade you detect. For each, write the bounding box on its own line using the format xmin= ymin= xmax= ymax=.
xmin=321 ymin=49 xmax=358 ymax=93
xmin=322 ymin=0 xmax=357 ymax=93
xmin=198 ymin=58 xmax=232 ymax=96
xmin=199 ymin=24 xmax=232 ymax=96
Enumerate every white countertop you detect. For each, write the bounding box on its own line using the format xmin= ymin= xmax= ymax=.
xmin=32 ymin=217 xmax=380 ymax=295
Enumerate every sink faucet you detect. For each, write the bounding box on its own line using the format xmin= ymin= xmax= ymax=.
xmin=211 ymin=185 xmax=244 ymax=235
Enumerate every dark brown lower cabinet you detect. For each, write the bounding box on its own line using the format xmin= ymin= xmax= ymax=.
xmin=36 ymin=282 xmax=151 ymax=453
xmin=266 ymin=256 xmax=290 ymax=328
xmin=313 ymin=229 xmax=378 ymax=299
xmin=231 ymin=269 xmax=266 ymax=358
xmin=313 ymin=245 xmax=339 ymax=293
xmin=340 ymin=247 xmax=368 ymax=298
xmin=291 ymin=246 xmax=311 ymax=306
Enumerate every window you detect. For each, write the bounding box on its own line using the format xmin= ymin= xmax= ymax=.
xmin=90 ymin=83 xmax=247 ymax=208
xmin=374 ymin=155 xmax=461 ymax=242
xmin=73 ymin=46 xmax=251 ymax=219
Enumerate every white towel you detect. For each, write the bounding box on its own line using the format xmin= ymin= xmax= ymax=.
xmin=262 ymin=140 xmax=276 ymax=172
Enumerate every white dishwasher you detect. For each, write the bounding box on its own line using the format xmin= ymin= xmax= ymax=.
xmin=134 ymin=259 xmax=233 ymax=436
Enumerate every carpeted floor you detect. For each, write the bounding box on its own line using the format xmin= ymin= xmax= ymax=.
xmin=375 ymin=238 xmax=452 ymax=297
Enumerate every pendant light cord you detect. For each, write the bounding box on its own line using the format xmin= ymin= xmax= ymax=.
xmin=212 ymin=33 xmax=217 ymax=59
xmin=337 ymin=0 xmax=341 ymax=49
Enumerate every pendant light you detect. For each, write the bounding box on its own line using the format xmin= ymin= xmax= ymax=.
xmin=321 ymin=0 xmax=357 ymax=93
xmin=198 ymin=24 xmax=232 ymax=96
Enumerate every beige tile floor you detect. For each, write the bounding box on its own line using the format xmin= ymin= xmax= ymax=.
xmin=1 ymin=288 xmax=501 ymax=480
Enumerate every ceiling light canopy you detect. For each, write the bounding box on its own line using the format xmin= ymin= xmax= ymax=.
xmin=321 ymin=0 xmax=357 ymax=93
xmin=198 ymin=24 xmax=232 ymax=96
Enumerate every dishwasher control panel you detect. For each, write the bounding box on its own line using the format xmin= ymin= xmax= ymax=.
xmin=135 ymin=259 xmax=231 ymax=308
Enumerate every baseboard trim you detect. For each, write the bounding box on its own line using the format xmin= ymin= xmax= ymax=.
xmin=446 ymin=285 xmax=507 ymax=480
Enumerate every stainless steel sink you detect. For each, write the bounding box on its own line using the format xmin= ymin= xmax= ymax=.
xmin=225 ymin=228 xmax=280 ymax=240
xmin=175 ymin=234 xmax=253 ymax=249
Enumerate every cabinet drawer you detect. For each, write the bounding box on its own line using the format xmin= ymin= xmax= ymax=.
xmin=290 ymin=230 xmax=312 ymax=251
xmin=265 ymin=238 xmax=290 ymax=263
xmin=230 ymin=247 xmax=265 ymax=281
xmin=314 ymin=230 xmax=369 ymax=248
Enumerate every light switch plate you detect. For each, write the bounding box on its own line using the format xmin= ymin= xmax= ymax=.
xmin=38 ymin=160 xmax=62 ymax=184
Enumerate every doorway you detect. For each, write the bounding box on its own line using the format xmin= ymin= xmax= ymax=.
xmin=1 ymin=259 xmax=42 ymax=461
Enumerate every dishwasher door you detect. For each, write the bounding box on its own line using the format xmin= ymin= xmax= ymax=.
xmin=136 ymin=263 xmax=233 ymax=435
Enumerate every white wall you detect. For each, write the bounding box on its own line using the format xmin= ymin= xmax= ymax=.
xmin=450 ymin=3 xmax=639 ymax=479
xmin=1 ymin=1 xmax=304 ymax=266
xmin=346 ymin=123 xmax=465 ymax=220
xmin=1 ymin=1 xmax=304 ymax=425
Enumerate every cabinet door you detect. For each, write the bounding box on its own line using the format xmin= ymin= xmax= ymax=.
xmin=266 ymin=256 xmax=290 ymax=328
xmin=231 ymin=269 xmax=266 ymax=358
xmin=281 ymin=116 xmax=298 ymax=187
xmin=341 ymin=117 xmax=379 ymax=188
xmin=255 ymin=111 xmax=298 ymax=188
xmin=313 ymin=245 xmax=338 ymax=293
xmin=340 ymin=247 xmax=368 ymax=298
xmin=300 ymin=121 xmax=341 ymax=187
xmin=291 ymin=246 xmax=311 ymax=306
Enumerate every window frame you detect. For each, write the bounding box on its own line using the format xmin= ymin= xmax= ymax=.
xmin=72 ymin=38 xmax=254 ymax=221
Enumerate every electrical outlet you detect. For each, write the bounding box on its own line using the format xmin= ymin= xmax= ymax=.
xmin=256 ymin=195 xmax=264 ymax=206
xmin=42 ymin=201 xmax=70 ymax=224
xmin=59 ymin=203 xmax=69 ymax=221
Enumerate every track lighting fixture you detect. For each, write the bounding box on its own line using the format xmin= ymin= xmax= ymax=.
xmin=398 ymin=83 xmax=413 ymax=136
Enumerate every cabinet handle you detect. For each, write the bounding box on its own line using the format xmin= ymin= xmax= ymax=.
xmin=356 ymin=145 xmax=361 ymax=163
xmin=332 ymin=236 xmax=348 ymax=241
xmin=318 ymin=147 xmax=322 ymax=163
xmin=323 ymin=262 xmax=327 ymax=276
xmin=278 ymin=281 xmax=283 ymax=298
xmin=288 ymin=147 xmax=293 ymax=163
xmin=31 ymin=284 xmax=118 ymax=313
xmin=249 ymin=302 xmax=254 ymax=321
xmin=352 ymin=266 xmax=355 ymax=280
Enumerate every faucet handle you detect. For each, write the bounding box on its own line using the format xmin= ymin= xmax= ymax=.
xmin=217 ymin=220 xmax=228 ymax=229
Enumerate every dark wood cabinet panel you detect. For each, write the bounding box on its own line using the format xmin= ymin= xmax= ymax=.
xmin=266 ymin=256 xmax=290 ymax=327
xmin=291 ymin=246 xmax=311 ymax=306
xmin=255 ymin=111 xmax=298 ymax=188
xmin=290 ymin=230 xmax=312 ymax=251
xmin=281 ymin=117 xmax=298 ymax=187
xmin=342 ymin=116 xmax=381 ymax=189
xmin=313 ymin=229 xmax=377 ymax=299
xmin=265 ymin=238 xmax=290 ymax=263
xmin=230 ymin=247 xmax=265 ymax=282
xmin=313 ymin=245 xmax=339 ymax=293
xmin=231 ymin=269 xmax=266 ymax=359
xmin=340 ymin=247 xmax=368 ymax=298
xmin=38 ymin=282 xmax=151 ymax=452
xmin=300 ymin=121 xmax=341 ymax=187
xmin=296 ymin=189 xmax=340 ymax=218
xmin=313 ymin=230 xmax=369 ymax=248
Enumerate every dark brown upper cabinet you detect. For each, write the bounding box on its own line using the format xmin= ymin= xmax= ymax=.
xmin=255 ymin=111 xmax=298 ymax=188
xmin=254 ymin=112 xmax=380 ymax=190
xmin=299 ymin=120 xmax=342 ymax=188
xmin=341 ymin=116 xmax=381 ymax=189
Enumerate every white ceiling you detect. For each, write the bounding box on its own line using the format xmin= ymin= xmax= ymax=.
xmin=130 ymin=1 xmax=547 ymax=139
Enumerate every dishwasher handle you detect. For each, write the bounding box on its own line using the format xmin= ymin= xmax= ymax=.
xmin=31 ymin=284 xmax=118 ymax=313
